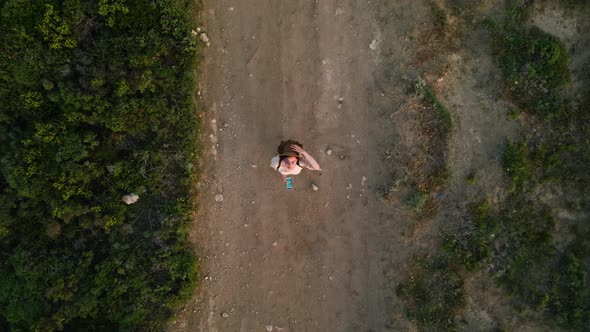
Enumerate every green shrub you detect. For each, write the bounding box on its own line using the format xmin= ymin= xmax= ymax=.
xmin=397 ymin=255 xmax=465 ymax=330
xmin=404 ymin=190 xmax=429 ymax=215
xmin=415 ymin=80 xmax=453 ymax=139
xmin=0 ymin=0 xmax=200 ymax=330
xmin=443 ymin=202 xmax=498 ymax=270
xmin=491 ymin=1 xmax=570 ymax=117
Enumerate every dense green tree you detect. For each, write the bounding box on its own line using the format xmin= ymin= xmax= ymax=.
xmin=0 ymin=0 xmax=199 ymax=330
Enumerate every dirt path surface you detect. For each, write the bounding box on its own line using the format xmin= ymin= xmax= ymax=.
xmin=167 ymin=0 xmax=416 ymax=331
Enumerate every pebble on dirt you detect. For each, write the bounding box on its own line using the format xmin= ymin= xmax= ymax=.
xmin=369 ymin=39 xmax=378 ymax=50
xmin=312 ymin=184 xmax=319 ymax=191
xmin=221 ymin=312 xmax=229 ymax=318
xmin=215 ymin=194 xmax=224 ymax=202
xmin=326 ymin=148 xmax=332 ymax=155
xmin=199 ymin=32 xmax=211 ymax=47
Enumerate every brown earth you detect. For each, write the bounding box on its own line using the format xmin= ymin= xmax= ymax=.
xmin=171 ymin=0 xmax=410 ymax=331
xmin=169 ymin=0 xmax=590 ymax=331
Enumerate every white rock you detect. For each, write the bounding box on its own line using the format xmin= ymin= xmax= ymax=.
xmin=361 ymin=176 xmax=367 ymax=186
xmin=122 ymin=193 xmax=139 ymax=205
xmin=266 ymin=325 xmax=273 ymax=331
xmin=326 ymin=149 xmax=332 ymax=155
xmin=312 ymin=184 xmax=319 ymax=191
xmin=200 ymin=32 xmax=211 ymax=47
xmin=369 ymin=39 xmax=378 ymax=50
xmin=221 ymin=312 xmax=229 ymax=318
xmin=215 ymin=194 xmax=224 ymax=202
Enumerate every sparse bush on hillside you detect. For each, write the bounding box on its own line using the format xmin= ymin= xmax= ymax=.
xmin=490 ymin=1 xmax=570 ymax=117
xmin=397 ymin=255 xmax=465 ymax=331
xmin=442 ymin=202 xmax=498 ymax=271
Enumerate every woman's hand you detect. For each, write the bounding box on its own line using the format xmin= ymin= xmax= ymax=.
xmin=291 ymin=144 xmax=321 ymax=171
xmin=290 ymin=144 xmax=306 ymax=155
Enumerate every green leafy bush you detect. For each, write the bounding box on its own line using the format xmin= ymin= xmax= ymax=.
xmin=490 ymin=2 xmax=570 ymax=117
xmin=0 ymin=0 xmax=200 ymax=330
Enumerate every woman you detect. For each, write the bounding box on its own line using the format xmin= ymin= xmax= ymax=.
xmin=270 ymin=140 xmax=321 ymax=182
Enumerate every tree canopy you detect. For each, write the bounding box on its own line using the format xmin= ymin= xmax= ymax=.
xmin=0 ymin=0 xmax=200 ymax=330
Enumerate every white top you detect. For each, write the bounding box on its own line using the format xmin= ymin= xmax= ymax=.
xmin=270 ymin=156 xmax=312 ymax=175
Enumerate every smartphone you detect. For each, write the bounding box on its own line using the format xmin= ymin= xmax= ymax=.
xmin=285 ymin=177 xmax=293 ymax=190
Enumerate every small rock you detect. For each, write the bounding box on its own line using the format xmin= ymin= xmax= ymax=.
xmin=369 ymin=39 xmax=378 ymax=50
xmin=221 ymin=312 xmax=229 ymax=318
xmin=200 ymin=32 xmax=211 ymax=47
xmin=215 ymin=194 xmax=224 ymax=202
xmin=312 ymin=184 xmax=319 ymax=191
xmin=339 ymin=154 xmax=345 ymax=160
xmin=223 ymin=122 xmax=229 ymax=128
xmin=122 ymin=193 xmax=139 ymax=205
xmin=361 ymin=176 xmax=367 ymax=186
xmin=326 ymin=149 xmax=332 ymax=155
xmin=266 ymin=325 xmax=273 ymax=331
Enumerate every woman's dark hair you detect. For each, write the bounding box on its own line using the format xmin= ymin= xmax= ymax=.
xmin=277 ymin=139 xmax=303 ymax=155
xmin=276 ymin=139 xmax=303 ymax=170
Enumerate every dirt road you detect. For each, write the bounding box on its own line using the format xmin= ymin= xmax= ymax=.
xmin=170 ymin=0 xmax=428 ymax=331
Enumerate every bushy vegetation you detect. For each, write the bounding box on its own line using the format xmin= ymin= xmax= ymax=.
xmin=489 ymin=1 xmax=571 ymax=118
xmin=498 ymin=142 xmax=588 ymax=329
xmin=416 ymin=80 xmax=453 ymax=140
xmin=399 ymin=1 xmax=590 ymax=329
xmin=397 ymin=255 xmax=465 ymax=331
xmin=478 ymin=0 xmax=590 ymax=328
xmin=442 ymin=202 xmax=498 ymax=271
xmin=0 ymin=0 xmax=200 ymax=330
